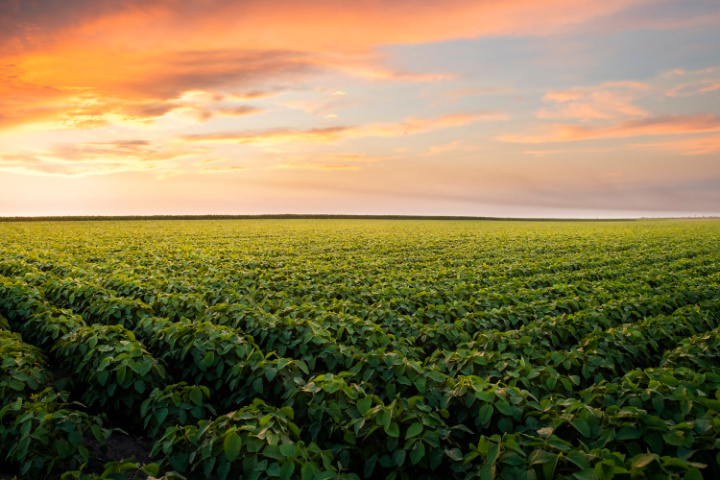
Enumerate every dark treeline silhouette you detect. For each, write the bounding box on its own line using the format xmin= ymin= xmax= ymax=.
xmin=0 ymin=214 xmax=636 ymax=223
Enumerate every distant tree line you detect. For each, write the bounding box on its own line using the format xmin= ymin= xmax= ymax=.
xmin=0 ymin=214 xmax=637 ymax=223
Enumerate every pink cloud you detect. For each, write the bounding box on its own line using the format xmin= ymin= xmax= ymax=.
xmin=631 ymin=133 xmax=720 ymax=156
xmin=182 ymin=111 xmax=505 ymax=145
xmin=539 ymin=81 xmax=650 ymax=121
xmin=499 ymin=114 xmax=720 ymax=143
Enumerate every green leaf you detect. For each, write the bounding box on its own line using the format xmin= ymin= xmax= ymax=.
xmin=130 ymin=361 xmax=152 ymax=377
xmin=571 ymin=418 xmax=591 ymax=438
xmin=301 ymin=463 xmax=315 ymax=480
xmin=477 ymin=404 xmax=493 ymax=426
xmin=410 ymin=441 xmax=426 ymax=465
xmin=155 ymin=407 xmax=169 ymax=426
xmin=545 ymin=375 xmax=557 ymax=391
xmin=615 ymin=426 xmax=641 ymax=441
xmin=134 ymin=379 xmax=145 ymax=394
xmin=279 ymin=462 xmax=295 ymax=480
xmin=357 ymin=396 xmax=372 ymax=415
xmin=390 ymin=449 xmax=405 ymax=467
xmin=279 ymin=444 xmax=296 ymax=457
xmin=529 ymin=449 xmax=554 ymax=465
xmin=69 ymin=430 xmax=83 ymax=447
xmin=91 ymin=424 xmax=105 ymax=442
xmin=203 ymin=351 xmax=215 ymax=369
xmin=479 ymin=464 xmax=493 ymax=480
xmin=446 ymin=448 xmax=463 ymax=462
xmin=385 ymin=421 xmax=400 ymax=438
xmin=684 ymin=467 xmax=703 ymax=480
xmin=567 ymin=450 xmax=591 ymax=470
xmin=7 ymin=379 xmax=24 ymax=391
xmin=343 ymin=429 xmax=356 ymax=446
xmin=279 ymin=406 xmax=294 ymax=420
xmin=631 ymin=453 xmax=658 ymax=469
xmin=378 ymin=409 xmax=392 ymax=429
xmin=189 ymin=388 xmax=204 ymax=406
xmin=142 ymin=463 xmax=160 ymax=477
xmin=116 ymin=364 xmax=128 ymax=385
xmin=364 ymin=454 xmax=378 ymax=478
xmin=98 ymin=370 xmax=109 ymax=387
xmin=252 ymin=377 xmax=264 ymax=394
xmin=487 ymin=444 xmax=500 ymax=465
xmin=224 ymin=431 xmax=242 ymax=462
xmin=405 ymin=422 xmax=423 ymax=439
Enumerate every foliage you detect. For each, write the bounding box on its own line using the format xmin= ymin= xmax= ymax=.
xmin=141 ymin=383 xmax=217 ymax=439
xmin=0 ymin=330 xmax=52 ymax=406
xmin=152 ymin=399 xmax=358 ymax=480
xmin=1 ymin=219 xmax=720 ymax=478
xmin=0 ymin=389 xmax=112 ymax=478
xmin=52 ymin=324 xmax=167 ymax=411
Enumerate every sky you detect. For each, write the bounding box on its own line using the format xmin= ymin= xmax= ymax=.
xmin=1 ymin=0 xmax=719 ymax=218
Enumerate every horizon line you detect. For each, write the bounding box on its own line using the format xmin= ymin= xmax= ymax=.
xmin=3 ymin=213 xmax=716 ymax=223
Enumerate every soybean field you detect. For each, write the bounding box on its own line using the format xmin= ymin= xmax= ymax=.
xmin=1 ymin=219 xmax=719 ymax=480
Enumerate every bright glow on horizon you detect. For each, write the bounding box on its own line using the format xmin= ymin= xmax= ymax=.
xmin=1 ymin=0 xmax=719 ymax=217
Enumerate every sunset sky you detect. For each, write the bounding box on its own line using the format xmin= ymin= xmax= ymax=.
xmin=1 ymin=0 xmax=719 ymax=217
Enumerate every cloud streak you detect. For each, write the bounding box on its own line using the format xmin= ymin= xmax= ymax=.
xmin=538 ymin=81 xmax=650 ymax=120
xmin=499 ymin=114 xmax=720 ymax=143
xmin=631 ymin=133 xmax=720 ymax=156
xmin=182 ymin=111 xmax=505 ymax=146
xmin=0 ymin=139 xmax=203 ymax=177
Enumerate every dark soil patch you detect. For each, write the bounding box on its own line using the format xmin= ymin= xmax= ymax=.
xmin=46 ymin=364 xmax=74 ymax=392
xmin=87 ymin=431 xmax=154 ymax=478
xmin=0 ymin=467 xmax=18 ymax=480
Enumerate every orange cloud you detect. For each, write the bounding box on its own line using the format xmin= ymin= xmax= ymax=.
xmin=666 ymin=80 xmax=720 ymax=97
xmin=276 ymin=163 xmax=361 ymax=171
xmin=499 ymin=114 xmax=720 ymax=143
xmin=522 ymin=147 xmax=616 ymax=157
xmin=423 ymin=141 xmax=484 ymax=156
xmin=200 ymin=166 xmax=247 ymax=174
xmin=281 ymin=96 xmax=359 ymax=117
xmin=0 ymin=0 xmax=661 ymax=134
xmin=182 ymin=111 xmax=504 ymax=146
xmin=2 ymin=1 xmax=660 ymax=55
xmin=0 ymin=47 xmax=317 ymax=133
xmin=271 ymin=153 xmax=392 ymax=170
xmin=183 ymin=127 xmax=350 ymax=145
xmin=0 ymin=139 xmax=203 ymax=176
xmin=361 ymin=111 xmax=507 ymax=137
xmin=631 ymin=134 xmax=720 ymax=156
xmin=539 ymin=81 xmax=650 ymax=121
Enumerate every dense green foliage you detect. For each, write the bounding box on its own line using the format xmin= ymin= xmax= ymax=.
xmin=0 ymin=219 xmax=718 ymax=479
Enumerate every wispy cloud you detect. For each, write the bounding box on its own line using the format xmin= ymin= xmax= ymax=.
xmin=193 ymin=105 xmax=265 ymax=122
xmin=666 ymin=80 xmax=720 ymax=97
xmin=538 ymin=81 xmax=650 ymax=121
xmin=499 ymin=114 xmax=720 ymax=143
xmin=270 ymin=153 xmax=392 ymax=171
xmin=276 ymin=163 xmax=361 ymax=171
xmin=630 ymin=133 xmax=720 ymax=156
xmin=182 ymin=111 xmax=505 ymax=146
xmin=200 ymin=165 xmax=247 ymax=173
xmin=0 ymin=139 xmax=203 ymax=176
xmin=522 ymin=147 xmax=617 ymax=157
xmin=422 ymin=141 xmax=483 ymax=156
xmin=182 ymin=126 xmax=350 ymax=145
xmin=280 ymin=96 xmax=359 ymax=118
xmin=446 ymin=86 xmax=510 ymax=99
